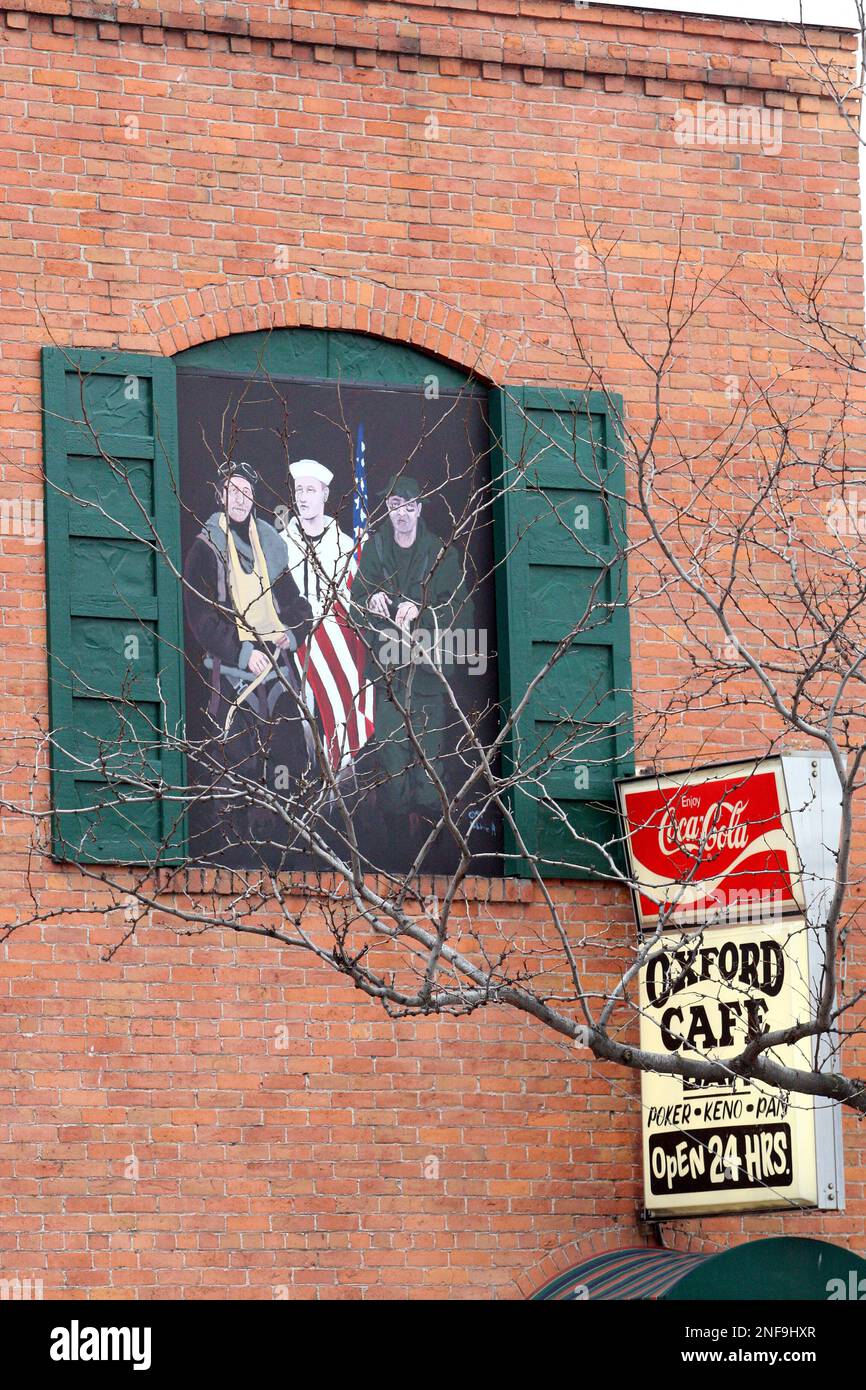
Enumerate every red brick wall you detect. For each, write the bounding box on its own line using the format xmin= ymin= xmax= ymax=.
xmin=1 ymin=0 xmax=865 ymax=1298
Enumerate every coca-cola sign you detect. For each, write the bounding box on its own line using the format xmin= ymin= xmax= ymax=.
xmin=616 ymin=757 xmax=805 ymax=929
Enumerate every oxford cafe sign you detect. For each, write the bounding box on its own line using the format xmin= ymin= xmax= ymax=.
xmin=615 ymin=755 xmax=845 ymax=1217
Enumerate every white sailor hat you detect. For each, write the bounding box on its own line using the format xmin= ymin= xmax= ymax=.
xmin=289 ymin=459 xmax=333 ymax=487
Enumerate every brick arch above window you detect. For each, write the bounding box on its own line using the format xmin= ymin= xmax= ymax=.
xmin=129 ymin=273 xmax=519 ymax=386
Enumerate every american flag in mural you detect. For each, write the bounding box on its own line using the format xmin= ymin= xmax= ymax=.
xmin=295 ymin=425 xmax=375 ymax=770
xmin=348 ymin=424 xmax=375 ymax=752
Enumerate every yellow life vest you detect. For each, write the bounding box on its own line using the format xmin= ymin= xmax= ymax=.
xmin=221 ymin=514 xmax=284 ymax=644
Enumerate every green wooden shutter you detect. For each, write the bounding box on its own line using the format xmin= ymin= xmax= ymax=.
xmin=42 ymin=347 xmax=186 ymax=863
xmin=491 ymin=386 xmax=632 ymax=878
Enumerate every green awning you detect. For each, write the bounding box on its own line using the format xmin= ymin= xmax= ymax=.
xmin=531 ymin=1237 xmax=866 ymax=1300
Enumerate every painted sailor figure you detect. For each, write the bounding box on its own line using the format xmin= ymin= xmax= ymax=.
xmin=278 ymin=459 xmax=368 ymax=770
xmin=280 ymin=460 xmax=355 ymax=619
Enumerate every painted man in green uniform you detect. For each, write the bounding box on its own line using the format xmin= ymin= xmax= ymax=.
xmin=352 ymin=475 xmax=470 ymax=828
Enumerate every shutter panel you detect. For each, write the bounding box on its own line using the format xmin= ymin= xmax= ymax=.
xmin=42 ymin=347 xmax=186 ymax=863
xmin=491 ymin=386 xmax=632 ymax=878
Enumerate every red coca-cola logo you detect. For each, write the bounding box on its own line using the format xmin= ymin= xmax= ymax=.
xmin=658 ymin=797 xmax=749 ymax=859
xmin=618 ymin=762 xmax=803 ymax=927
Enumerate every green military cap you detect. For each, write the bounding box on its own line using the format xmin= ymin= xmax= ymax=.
xmin=385 ymin=474 xmax=422 ymax=501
